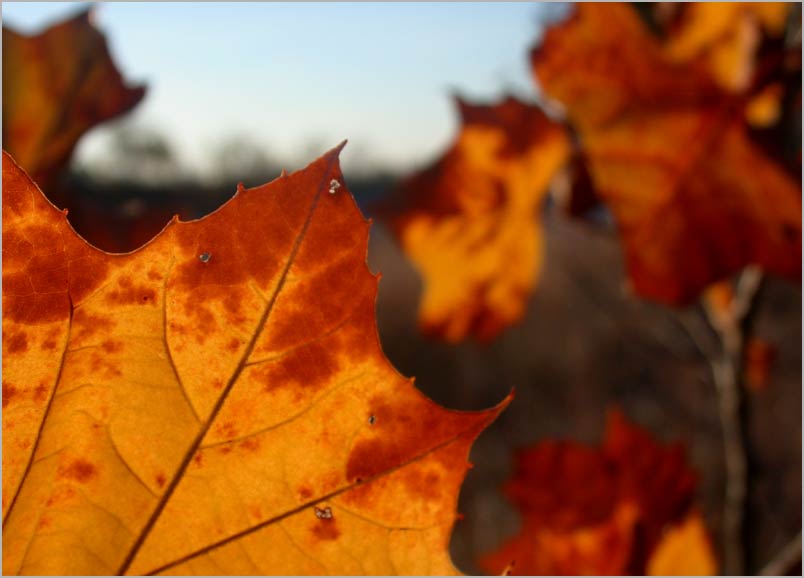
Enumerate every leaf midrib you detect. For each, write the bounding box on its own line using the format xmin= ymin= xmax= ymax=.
xmin=116 ymin=152 xmax=340 ymax=574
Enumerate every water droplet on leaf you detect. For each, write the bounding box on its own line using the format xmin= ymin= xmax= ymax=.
xmin=314 ymin=506 xmax=333 ymax=519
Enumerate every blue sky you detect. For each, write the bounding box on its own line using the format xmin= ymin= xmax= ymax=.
xmin=3 ymin=2 xmax=566 ymax=174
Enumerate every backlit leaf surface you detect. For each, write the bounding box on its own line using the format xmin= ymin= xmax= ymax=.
xmin=386 ymin=96 xmax=569 ymax=342
xmin=532 ymin=3 xmax=801 ymax=305
xmin=2 ymin=9 xmax=145 ymax=189
xmin=662 ymin=2 xmax=792 ymax=92
xmin=1 ymin=147 xmax=508 ymax=575
xmin=479 ymin=410 xmax=716 ymax=576
xmin=646 ymin=510 xmax=718 ymax=576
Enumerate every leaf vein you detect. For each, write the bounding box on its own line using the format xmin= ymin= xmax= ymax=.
xmin=144 ymin=419 xmax=481 ymax=575
xmin=116 ymin=149 xmax=341 ymax=574
xmin=3 ymin=295 xmax=74 ymax=529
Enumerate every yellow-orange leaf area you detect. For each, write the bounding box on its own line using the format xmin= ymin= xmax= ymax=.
xmin=661 ymin=2 xmax=792 ymax=93
xmin=1 ymin=146 xmax=509 ymax=576
xmin=385 ymin=96 xmax=569 ymax=343
xmin=2 ymin=8 xmax=145 ymax=189
xmin=532 ymin=3 xmax=801 ymax=305
xmin=479 ymin=410 xmax=717 ymax=576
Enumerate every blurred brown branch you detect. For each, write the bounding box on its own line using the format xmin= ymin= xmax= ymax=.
xmin=760 ymin=532 xmax=802 ymax=576
xmin=703 ymin=267 xmax=763 ymax=576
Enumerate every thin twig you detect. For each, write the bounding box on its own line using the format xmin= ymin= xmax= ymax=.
xmin=700 ymin=266 xmax=763 ymax=576
xmin=760 ymin=532 xmax=802 ymax=576
xmin=731 ymin=266 xmax=763 ymax=323
xmin=709 ymin=349 xmax=747 ymax=576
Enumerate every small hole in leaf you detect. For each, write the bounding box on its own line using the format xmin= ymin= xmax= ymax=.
xmin=328 ymin=179 xmax=341 ymax=194
xmin=199 ymin=252 xmax=211 ymax=263
xmin=368 ymin=415 xmax=376 ymax=425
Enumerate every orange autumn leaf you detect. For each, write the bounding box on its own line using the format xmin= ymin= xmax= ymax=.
xmin=745 ymin=82 xmax=785 ymax=127
xmin=1 ymin=146 xmax=509 ymax=575
xmin=485 ymin=502 xmax=640 ymax=576
xmin=479 ymin=410 xmax=716 ymax=576
xmin=532 ymin=3 xmax=801 ymax=305
xmin=662 ymin=2 xmax=792 ymax=92
xmin=646 ymin=510 xmax=719 ymax=576
xmin=386 ymin=96 xmax=569 ymax=342
xmin=659 ymin=3 xmax=794 ymax=134
xmin=2 ymin=8 xmax=145 ymax=189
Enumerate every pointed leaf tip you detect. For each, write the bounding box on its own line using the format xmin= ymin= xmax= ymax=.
xmin=330 ymin=139 xmax=348 ymax=158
